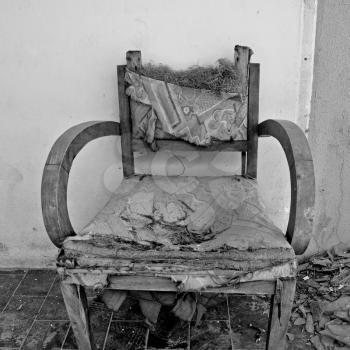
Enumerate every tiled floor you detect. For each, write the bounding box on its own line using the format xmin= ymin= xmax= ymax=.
xmin=0 ymin=269 xmax=271 ymax=350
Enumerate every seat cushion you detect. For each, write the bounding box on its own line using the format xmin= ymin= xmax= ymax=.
xmin=61 ymin=175 xmax=296 ymax=289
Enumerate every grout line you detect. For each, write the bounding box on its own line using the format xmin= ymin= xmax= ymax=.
xmin=226 ymin=294 xmax=235 ymax=350
xmin=18 ymin=275 xmax=57 ymax=350
xmin=0 ymin=268 xmax=28 ymax=273
xmin=34 ymin=276 xmax=57 ymax=317
xmin=1 ymin=270 xmax=28 ymax=313
xmin=226 ymin=294 xmax=231 ymax=324
xmin=0 ymin=267 xmax=56 ymax=272
xmin=187 ymin=321 xmax=191 ymax=350
xmin=13 ymin=294 xmax=59 ymax=298
xmin=30 ymin=319 xmax=70 ymax=322
xmin=61 ymin=324 xmax=72 ymax=350
xmin=110 ymin=319 xmax=144 ymax=323
xmin=19 ymin=318 xmax=36 ymax=349
xmin=11 ymin=294 xmax=57 ymax=298
xmin=144 ymin=327 xmax=149 ymax=350
xmin=102 ymin=312 xmax=114 ymax=350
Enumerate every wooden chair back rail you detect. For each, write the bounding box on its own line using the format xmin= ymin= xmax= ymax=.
xmin=118 ymin=64 xmax=134 ymax=177
xmin=132 ymin=138 xmax=248 ymax=153
xmin=246 ymin=63 xmax=259 ymax=178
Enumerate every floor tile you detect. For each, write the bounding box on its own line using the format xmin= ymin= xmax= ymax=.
xmin=89 ymin=300 xmax=113 ymax=349
xmin=198 ymin=293 xmax=229 ymax=321
xmin=61 ymin=299 xmax=112 ymax=350
xmin=112 ymin=296 xmax=143 ymax=321
xmin=37 ymin=296 xmax=68 ymax=321
xmin=0 ymin=295 xmax=44 ymax=347
xmin=190 ymin=320 xmax=232 ymax=350
xmin=147 ymin=307 xmax=190 ymax=350
xmin=0 ymin=314 xmax=33 ymax=348
xmin=3 ymin=295 xmax=44 ymax=320
xmin=104 ymin=322 xmax=147 ymax=350
xmin=60 ymin=326 xmax=77 ymax=350
xmin=228 ymin=295 xmax=270 ymax=349
xmin=47 ymin=278 xmax=61 ymax=298
xmin=0 ymin=273 xmax=25 ymax=310
xmin=15 ymin=270 xmax=56 ymax=297
xmin=21 ymin=320 xmax=69 ymax=350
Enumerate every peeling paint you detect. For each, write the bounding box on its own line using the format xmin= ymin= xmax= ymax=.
xmin=304 ymin=207 xmax=315 ymax=224
xmin=0 ymin=242 xmax=8 ymax=252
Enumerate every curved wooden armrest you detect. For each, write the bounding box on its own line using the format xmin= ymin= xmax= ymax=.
xmin=258 ymin=119 xmax=315 ymax=255
xmin=41 ymin=121 xmax=121 ymax=247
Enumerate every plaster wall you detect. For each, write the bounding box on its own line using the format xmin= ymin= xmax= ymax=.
xmin=0 ymin=0 xmax=312 ymax=267
xmin=306 ymin=0 xmax=350 ymax=255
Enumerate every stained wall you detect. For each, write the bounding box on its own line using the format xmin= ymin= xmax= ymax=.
xmin=306 ymin=0 xmax=350 ymax=255
xmin=0 ymin=0 xmax=313 ymax=266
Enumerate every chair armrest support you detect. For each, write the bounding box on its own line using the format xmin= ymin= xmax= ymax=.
xmin=258 ymin=119 xmax=315 ymax=255
xmin=41 ymin=121 xmax=121 ymax=247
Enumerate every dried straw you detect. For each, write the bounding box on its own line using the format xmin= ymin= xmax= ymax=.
xmin=137 ymin=59 xmax=241 ymax=93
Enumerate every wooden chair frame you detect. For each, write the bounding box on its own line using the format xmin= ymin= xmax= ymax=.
xmin=41 ymin=51 xmax=315 ymax=350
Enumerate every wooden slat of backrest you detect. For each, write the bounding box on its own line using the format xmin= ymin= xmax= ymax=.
xmin=117 ymin=51 xmax=142 ymax=177
xmin=241 ymin=152 xmax=247 ymax=175
xmin=246 ymin=63 xmax=260 ymax=178
xmin=132 ymin=139 xmax=248 ymax=153
xmin=234 ymin=45 xmax=253 ymax=95
xmin=117 ymin=64 xmax=134 ymax=177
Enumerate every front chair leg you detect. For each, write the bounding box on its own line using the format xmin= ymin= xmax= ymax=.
xmin=266 ymin=278 xmax=296 ymax=350
xmin=61 ymin=283 xmax=96 ymax=350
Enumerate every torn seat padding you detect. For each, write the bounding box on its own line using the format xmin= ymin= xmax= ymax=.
xmin=62 ymin=175 xmax=295 ymax=276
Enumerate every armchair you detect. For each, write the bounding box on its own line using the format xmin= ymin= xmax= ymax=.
xmin=42 ymin=47 xmax=315 ymax=350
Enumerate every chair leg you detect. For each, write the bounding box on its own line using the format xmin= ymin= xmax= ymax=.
xmin=61 ymin=282 xmax=96 ymax=350
xmin=266 ymin=278 xmax=296 ymax=350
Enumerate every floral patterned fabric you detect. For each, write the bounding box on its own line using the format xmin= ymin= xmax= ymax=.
xmin=125 ymin=70 xmax=247 ymax=147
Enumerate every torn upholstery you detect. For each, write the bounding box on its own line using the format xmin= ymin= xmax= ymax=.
xmin=60 ymin=175 xmax=296 ymax=290
xmin=125 ymin=70 xmax=248 ymax=147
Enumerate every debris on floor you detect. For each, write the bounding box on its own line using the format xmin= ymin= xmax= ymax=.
xmin=288 ymin=243 xmax=350 ymax=350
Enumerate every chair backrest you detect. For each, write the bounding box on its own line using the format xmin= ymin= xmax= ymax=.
xmin=117 ymin=48 xmax=260 ymax=179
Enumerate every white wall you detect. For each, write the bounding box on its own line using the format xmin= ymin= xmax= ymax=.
xmin=306 ymin=0 xmax=350 ymax=256
xmin=0 ymin=0 xmax=312 ymax=267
